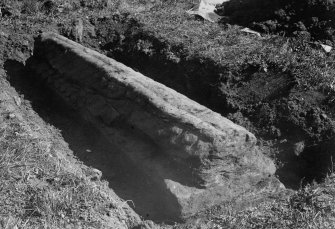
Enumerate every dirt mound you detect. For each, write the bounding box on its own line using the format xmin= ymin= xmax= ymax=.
xmin=219 ymin=0 xmax=335 ymax=41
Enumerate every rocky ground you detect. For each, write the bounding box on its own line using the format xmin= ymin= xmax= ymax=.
xmin=2 ymin=0 xmax=335 ymax=228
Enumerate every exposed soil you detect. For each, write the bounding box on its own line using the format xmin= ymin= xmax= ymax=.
xmin=219 ymin=0 xmax=335 ymax=42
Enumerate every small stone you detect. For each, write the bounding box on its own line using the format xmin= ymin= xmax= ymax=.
xmin=293 ymin=141 xmax=305 ymax=156
xmin=321 ymin=44 xmax=332 ymax=53
xmin=89 ymin=168 xmax=102 ymax=181
xmin=22 ymin=40 xmax=29 ymax=47
xmin=241 ymin=27 xmax=261 ymax=37
xmin=14 ymin=96 xmax=21 ymax=106
xmin=321 ymin=113 xmax=328 ymax=119
xmin=280 ymin=139 xmax=287 ymax=143
xmin=0 ymin=31 xmax=9 ymax=38
xmin=8 ymin=113 xmax=15 ymax=119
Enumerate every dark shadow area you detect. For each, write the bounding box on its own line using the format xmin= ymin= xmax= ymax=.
xmin=4 ymin=59 xmax=181 ymax=224
xmin=275 ymin=141 xmax=308 ymax=190
xmin=217 ymin=0 xmax=335 ymax=41
xmin=301 ymin=139 xmax=335 ymax=184
xmin=275 ymin=138 xmax=335 ymax=190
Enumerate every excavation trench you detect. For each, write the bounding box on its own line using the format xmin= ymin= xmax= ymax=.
xmin=110 ymin=41 xmax=335 ymax=189
xmin=6 ymin=33 xmax=282 ymax=223
xmin=5 ymin=30 xmax=334 ymax=224
xmin=95 ymin=22 xmax=335 ymax=189
xmin=5 ymin=61 xmax=178 ymax=223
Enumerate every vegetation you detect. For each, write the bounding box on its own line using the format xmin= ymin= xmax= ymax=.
xmin=216 ymin=175 xmax=335 ymax=228
xmin=131 ymin=1 xmax=335 ymax=92
xmin=0 ymin=100 xmax=133 ymax=228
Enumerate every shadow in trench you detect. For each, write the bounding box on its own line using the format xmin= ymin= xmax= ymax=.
xmin=275 ymin=141 xmax=308 ymax=190
xmin=275 ymin=139 xmax=335 ymax=190
xmin=301 ymin=141 xmax=335 ymax=184
xmin=218 ymin=0 xmax=281 ymax=25
xmin=4 ymin=59 xmax=180 ymax=224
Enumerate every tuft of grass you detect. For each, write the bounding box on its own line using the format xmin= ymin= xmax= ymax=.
xmin=79 ymin=0 xmax=119 ymax=9
xmin=212 ymin=174 xmax=335 ymax=228
xmin=0 ymin=98 xmax=137 ymax=228
xmin=21 ymin=0 xmax=41 ymax=14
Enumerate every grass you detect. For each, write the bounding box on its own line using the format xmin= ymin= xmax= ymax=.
xmin=70 ymin=0 xmax=335 ymax=96
xmin=214 ymin=175 xmax=335 ymax=228
xmin=131 ymin=0 xmax=335 ymax=92
xmin=0 ymin=75 xmax=139 ymax=227
xmin=0 ymin=2 xmax=127 ymax=226
xmin=0 ymin=109 xmax=130 ymax=228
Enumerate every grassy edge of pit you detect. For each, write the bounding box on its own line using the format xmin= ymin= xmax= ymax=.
xmin=0 ymin=71 xmax=147 ymax=228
